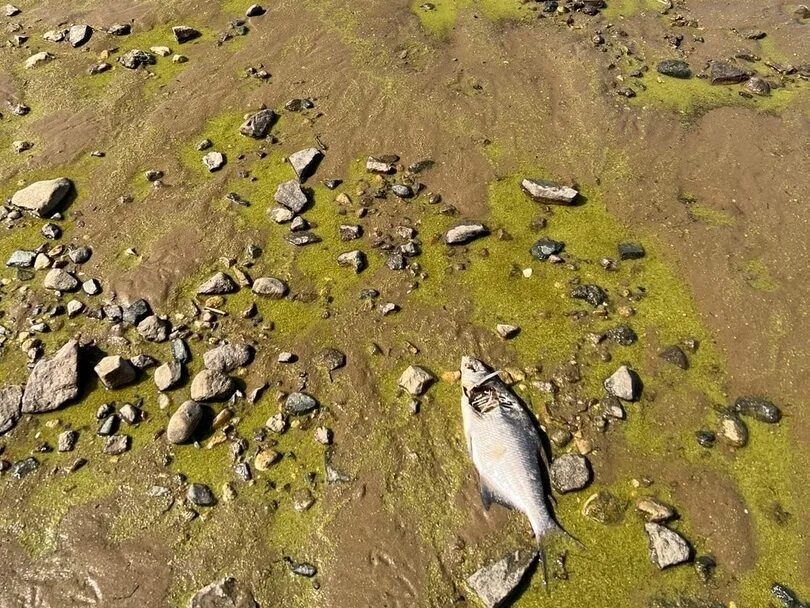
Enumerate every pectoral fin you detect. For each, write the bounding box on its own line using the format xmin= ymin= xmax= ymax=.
xmin=479 ymin=478 xmax=496 ymax=511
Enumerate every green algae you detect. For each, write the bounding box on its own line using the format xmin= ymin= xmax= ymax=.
xmin=741 ymin=259 xmax=778 ymax=292
xmin=602 ymin=0 xmax=663 ymax=20
xmin=411 ymin=0 xmax=531 ymax=38
xmin=687 ymin=204 xmax=736 ymax=227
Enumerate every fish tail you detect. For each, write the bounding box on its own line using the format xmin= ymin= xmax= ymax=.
xmin=531 ymin=518 xmax=585 ymax=593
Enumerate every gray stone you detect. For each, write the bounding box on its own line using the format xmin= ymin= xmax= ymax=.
xmin=284 ymin=392 xmax=318 ymax=415
xmin=645 ymin=523 xmax=691 ymax=569
xmin=6 ymin=250 xmax=36 ymax=268
xmin=11 ymin=178 xmax=72 ymax=217
xmin=710 ymin=60 xmax=748 ymax=85
xmin=10 ymin=457 xmax=38 ymax=479
xmin=495 ymin=324 xmax=520 ymax=339
xmin=521 ymin=178 xmax=578 ymax=204
xmin=239 ymin=109 xmax=276 ymax=138
xmin=25 ymin=51 xmax=53 ymax=69
xmin=0 ymin=385 xmax=23 ymax=434
xmin=285 ymin=232 xmax=320 ymax=246
xmin=68 ymin=245 xmax=92 ymax=264
xmin=94 ymin=356 xmax=136 ymax=389
xmin=337 ymin=250 xmax=366 ymax=273
xmin=550 ymin=453 xmax=591 ymax=493
xmin=57 ymin=429 xmax=78 ymax=452
xmin=251 ymin=277 xmax=287 ymax=298
xmin=187 ymin=483 xmax=216 ymax=506
xmin=198 ymin=272 xmax=238 ymax=295
xmin=203 ymin=152 xmax=226 ymax=172
xmin=269 ymin=206 xmax=294 ymax=223
xmin=190 ymin=369 xmax=235 ymax=402
xmin=189 ymin=577 xmax=258 ymax=608
xmin=288 ymin=147 xmax=321 ymax=181
xmin=466 ymin=550 xmax=537 ymax=608
xmin=172 ymin=338 xmax=192 ymax=364
xmin=3 ymin=4 xmax=21 ymax=17
xmin=204 ymin=343 xmax=253 ymax=373
xmin=316 ymin=348 xmax=346 ymax=372
xmin=103 ymin=434 xmax=130 ymax=455
xmin=167 ymin=400 xmax=202 ymax=444
xmin=274 ymin=180 xmax=308 ymax=213
xmin=658 ymin=345 xmax=688 ymax=370
xmin=366 ymin=157 xmax=393 ymax=173
xmin=22 ymin=339 xmax=80 ymax=413
xmin=123 ymin=299 xmax=151 ymax=325
xmin=173 ymin=25 xmax=201 ymax=43
xmin=656 ymin=59 xmax=691 ymax=78
xmin=82 ymin=279 xmax=102 ymax=296
xmin=119 ymin=403 xmax=140 ymax=424
xmin=444 ymin=222 xmax=489 ymax=245
xmin=398 ymin=365 xmax=435 ymax=396
xmin=43 ymin=268 xmax=80 ymax=292
xmin=392 ymin=184 xmax=414 ymax=198
xmin=118 ymin=49 xmax=155 ymax=69
xmin=154 ymin=360 xmax=183 ymax=391
xmin=530 ymin=238 xmax=564 ymax=260
xmin=137 ymin=315 xmax=170 ymax=342
xmin=67 ymin=24 xmax=92 ymax=47
xmin=604 ymin=365 xmax=641 ymax=401
xmin=339 ymin=225 xmax=362 ymax=240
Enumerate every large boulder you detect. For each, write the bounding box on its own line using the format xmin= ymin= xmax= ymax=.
xmin=0 ymin=385 xmax=23 ymax=434
xmin=190 ymin=369 xmax=235 ymax=402
xmin=11 ymin=178 xmax=72 ymax=217
xmin=203 ymin=343 xmax=253 ymax=373
xmin=22 ymin=339 xmax=81 ymax=413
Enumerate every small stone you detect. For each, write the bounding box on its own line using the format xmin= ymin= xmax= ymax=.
xmin=696 ymin=430 xmax=716 ymax=448
xmin=254 ymin=449 xmax=281 ymax=470
xmin=521 ymin=178 xmax=578 ymax=204
xmin=10 ymin=457 xmax=39 ymax=479
xmin=12 ymin=140 xmax=33 ymax=153
xmin=292 ymin=488 xmax=315 ymax=511
xmin=635 ymin=496 xmax=677 ymax=523
xmin=605 ymin=324 xmax=637 ymax=346
xmin=694 ymin=555 xmax=717 ymax=583
xmin=123 ymin=299 xmax=152 ymax=325
xmin=137 ymin=315 xmax=170 ymax=342
xmin=67 ymin=24 xmax=92 ymax=47
xmin=0 ymin=385 xmax=23 ymax=435
xmin=6 ymin=250 xmax=36 ymax=268
xmin=190 ymin=370 xmax=235 ymax=402
xmin=252 ymin=277 xmax=287 ymax=298
xmin=172 ymin=25 xmax=201 ymax=43
xmin=656 ymin=59 xmax=691 ymax=78
xmin=240 ymin=109 xmax=277 ymax=138
xmin=131 ymin=354 xmax=157 ymax=370
xmin=118 ymin=49 xmax=155 ymax=69
xmin=284 ymin=392 xmax=318 ymax=415
xmin=57 ymin=429 xmax=78 ymax=452
xmin=269 ymin=206 xmax=294 ymax=223
xmin=3 ymin=4 xmax=20 ymax=16
xmin=286 ymin=232 xmax=321 ymax=247
xmin=710 ymin=60 xmax=748 ymax=85
xmin=204 ymin=343 xmax=253 ymax=373
xmin=733 ymin=396 xmax=781 ymax=423
xmin=108 ymin=23 xmax=131 ymax=36
xmin=794 ymin=5 xmax=810 ymax=18
xmin=119 ymin=403 xmax=140 ymax=424
xmin=366 ymin=157 xmax=393 ymax=173
xmin=167 ymin=400 xmax=203 ymax=444
xmin=337 ymin=250 xmax=366 ymax=273
xmin=550 ymin=453 xmax=591 ymax=493
xmin=189 ymin=578 xmax=257 ymax=608
xmin=314 ymin=426 xmax=332 ymax=445
xmin=745 ymin=77 xmax=771 ymax=96
xmin=25 ymin=51 xmax=54 ymax=69
xmin=288 ymin=147 xmax=322 ymax=181
xmin=246 ymin=4 xmax=266 ymax=16
xmin=94 ymin=355 xmax=136 ymax=389
xmin=202 ymin=151 xmax=226 ymax=172
xmin=466 ymin=550 xmax=537 ymax=608
xmin=645 ymin=523 xmax=691 ymax=569
xmin=530 ymin=238 xmax=564 ymax=260
xmin=392 ymin=184 xmax=414 ymax=198
xmin=172 ymin=54 xmax=188 ymax=64
xmin=339 ymin=225 xmax=362 ymax=240
xmin=41 ymin=223 xmax=62 ymax=240
xmin=154 ymin=360 xmax=183 ymax=391
xmin=604 ymin=366 xmax=641 ymax=401
xmin=151 ymin=46 xmax=172 ymax=57
xmin=445 ymin=222 xmax=489 ymax=245
xmin=658 ymin=345 xmax=688 ymax=369
xmin=66 ymin=300 xmax=85 ymax=317
xmin=187 ymin=483 xmax=216 ymax=506
xmin=398 ymin=365 xmax=435 ymax=396
xmin=274 ymin=180 xmax=308 ymax=213
xmin=719 ymin=412 xmax=748 ymax=447
xmin=82 ymin=279 xmax=102 ymax=296
xmin=103 ymin=434 xmax=130 ymax=455
xmin=11 ymin=178 xmax=72 ymax=217
xmin=266 ymin=413 xmax=288 ymax=433
xmin=496 ymin=324 xmax=520 ymax=339
xmin=571 ymin=284 xmax=607 ymax=307
xmin=198 ymin=272 xmax=238 ymax=295
xmin=618 ymin=242 xmax=645 ymax=260
xmin=68 ymin=246 xmax=92 ymax=264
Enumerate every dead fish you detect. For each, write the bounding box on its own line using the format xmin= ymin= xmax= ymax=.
xmin=461 ymin=356 xmax=572 ymax=554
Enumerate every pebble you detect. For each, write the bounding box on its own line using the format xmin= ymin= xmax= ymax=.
xmin=604 ymin=365 xmax=641 ymax=401
xmin=635 ymin=496 xmax=676 ymax=522
xmin=284 ymin=392 xmax=318 ymax=415
xmin=521 ymin=178 xmax=578 ymax=204
xmin=398 ymin=365 xmax=435 ymax=396
xmin=94 ymin=355 xmax=137 ymax=389
xmin=252 ymin=277 xmax=288 ymax=298
xmin=733 ymin=396 xmax=781 ymax=423
xmin=549 ymin=453 xmax=591 ymax=493
xmin=167 ymin=401 xmax=203 ymax=444
xmin=202 ymin=151 xmax=226 ymax=172
xmin=187 ymin=483 xmax=216 ymax=506
xmin=645 ymin=522 xmax=691 ymax=569
xmin=719 ymin=412 xmax=748 ymax=447
xmin=103 ymin=434 xmax=130 ymax=455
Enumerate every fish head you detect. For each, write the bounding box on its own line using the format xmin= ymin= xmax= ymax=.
xmin=460 ymin=356 xmax=497 ymax=392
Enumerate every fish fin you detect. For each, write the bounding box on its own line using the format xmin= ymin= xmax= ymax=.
xmin=479 ymin=480 xmax=494 ymax=511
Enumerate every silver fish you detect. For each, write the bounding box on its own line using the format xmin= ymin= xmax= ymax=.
xmin=460 ymin=355 xmax=563 ymax=546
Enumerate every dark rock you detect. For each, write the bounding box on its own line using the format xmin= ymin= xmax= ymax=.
xmin=339 ymin=224 xmax=362 ymax=241
xmin=605 ymin=325 xmax=637 ymax=346
xmin=645 ymin=523 xmax=691 ymax=569
xmin=571 ymin=284 xmax=607 ymax=307
xmin=618 ymin=242 xmax=645 ymax=260
xmin=658 ymin=345 xmax=689 ymax=370
xmin=694 ymin=555 xmax=717 ymax=583
xmin=521 ymin=178 xmax=578 ymax=204
xmin=239 ymin=109 xmax=276 ymax=138
xmin=696 ymin=430 xmax=716 ymax=448
xmin=122 ymin=299 xmax=151 ymax=325
xmin=771 ymin=583 xmax=806 ymax=608
xmin=745 ymin=77 xmax=771 ymax=96
xmin=41 ymin=223 xmax=62 ymax=240
xmin=284 ymin=392 xmax=318 ymax=415
xmin=733 ymin=397 xmax=781 ymax=423
xmin=466 ymin=550 xmax=537 ymax=608
xmin=550 ymin=453 xmax=591 ymax=493
xmin=108 ymin=23 xmax=131 ymax=36
xmin=246 ymin=4 xmax=266 ymax=17
xmin=583 ymin=490 xmax=627 ymax=524
xmin=68 ymin=245 xmax=92 ymax=264
xmin=22 ymin=339 xmax=80 ymax=413
xmin=657 ymin=60 xmax=692 ymax=78
xmin=710 ymin=60 xmax=749 ymax=85
xmin=187 ymin=483 xmax=216 ymax=506
xmin=530 ymin=238 xmax=564 ymax=260
xmin=285 ymin=98 xmax=315 ymax=112
xmin=10 ymin=457 xmax=38 ymax=479
xmin=316 ymin=348 xmax=346 ymax=372
xmin=173 ymin=25 xmax=201 ymax=43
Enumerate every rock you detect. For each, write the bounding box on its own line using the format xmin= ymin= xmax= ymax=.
xmin=658 ymin=345 xmax=688 ymax=370
xmin=94 ymin=356 xmax=136 ymax=389
xmin=57 ymin=429 xmax=78 ymax=452
xmin=198 ymin=272 xmax=238 ymax=295
xmin=696 ymin=430 xmax=716 ymax=448
xmin=550 ymin=453 xmax=591 ymax=493
xmin=6 ymin=250 xmax=36 ymax=268
xmin=392 ymin=184 xmax=414 ymax=198
xmin=151 ymin=46 xmax=172 ymax=57
xmin=466 ymin=550 xmax=537 ymax=608
xmin=3 ymin=4 xmax=20 ymax=16
xmin=618 ymin=242 xmax=645 ymax=260
xmin=22 ymin=339 xmax=80 ymax=413
xmin=366 ymin=157 xmax=394 ymax=173
xmin=189 ymin=577 xmax=258 ymax=608
xmin=316 ymin=348 xmax=346 ymax=372
xmin=10 ymin=457 xmax=38 ymax=479
xmin=645 ymin=523 xmax=691 ymax=569
xmin=269 ymin=206 xmax=294 ymax=223
xmin=337 ymin=250 xmax=366 ymax=273
xmin=444 ymin=222 xmax=489 ymax=245
xmin=530 ymin=238 xmax=564 ymax=260
xmin=34 ymin=253 xmax=52 ymax=270
xmin=605 ymin=324 xmax=637 ymax=346
xmin=266 ymin=413 xmax=287 ymax=433
xmin=604 ymin=366 xmax=641 ymax=401
xmin=119 ymin=403 xmax=140 ymax=424
xmin=571 ymin=284 xmax=607 ymax=307
xmin=137 ymin=315 xmax=170 ymax=342
xmin=0 ymin=385 xmax=23 ymax=434
xmin=657 ymin=59 xmax=691 ymax=78
xmin=118 ymin=49 xmax=155 ymax=69
xmin=167 ymin=400 xmax=203 ymax=444
xmin=292 ymin=488 xmax=315 ymax=511
xmin=635 ymin=496 xmax=677 ymax=522
xmin=288 ymin=148 xmax=321 ymax=181
xmin=254 ymin=448 xmax=281 ymax=470
xmin=251 ymin=277 xmax=287 ymax=298
xmin=710 ymin=60 xmax=748 ymax=85
xmin=286 ymin=232 xmax=321 ymax=246
xmin=745 ymin=77 xmax=771 ymax=96
xmin=67 ymin=24 xmax=92 ymax=47
xmin=398 ymin=365 xmax=435 ymax=396
xmin=274 ymin=180 xmax=308 ymax=213
xmin=68 ymin=245 xmax=92 ymax=264
xmin=82 ymin=279 xmax=101 ymax=296
xmin=25 ymin=51 xmax=53 ymax=69
xmin=795 ymin=5 xmax=810 ymax=18
xmin=733 ymin=396 xmax=781 ymax=423
xmin=239 ymin=109 xmax=276 ymax=138
xmin=172 ymin=339 xmax=192 ymax=364
xmin=41 ymin=268 xmax=77 ymax=291
xmin=173 ymin=25 xmax=201 ymax=43
xmin=496 ymin=324 xmax=520 ymax=339
xmin=67 ymin=300 xmax=85 ymax=317
xmin=203 ymin=152 xmax=226 ymax=172
xmin=190 ymin=369 xmax=235 ymax=402
xmin=284 ymin=392 xmax=318 ymax=415
xmin=13 ymin=140 xmax=33 ymax=153
xmin=123 ymin=299 xmax=152 ymax=325
xmin=339 ymin=224 xmax=362 ymax=240
xmin=154 ymin=360 xmax=183 ymax=391
xmin=582 ymin=490 xmax=627 ymax=524
xmin=11 ymin=177 xmax=72 ymax=217
xmin=172 ymin=54 xmax=188 ymax=64
xmin=103 ymin=434 xmax=130 ymax=455
xmin=719 ymin=412 xmax=748 ymax=447
xmin=204 ymin=343 xmax=253 ymax=373
xmin=521 ymin=178 xmax=578 ymax=204
xmin=41 ymin=223 xmax=62 ymax=240
xmin=246 ymin=4 xmax=266 ymax=17
xmin=187 ymin=483 xmax=216 ymax=506
xmin=109 ymin=23 xmax=131 ymax=36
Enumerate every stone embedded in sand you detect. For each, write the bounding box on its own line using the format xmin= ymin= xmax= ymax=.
xmin=604 ymin=365 xmax=641 ymax=401
xmin=246 ymin=4 xmax=266 ymax=17
xmin=3 ymin=4 xmax=21 ymax=17
xmin=337 ymin=250 xmax=366 ymax=273
xmin=0 ymin=385 xmax=23 ymax=434
xmin=104 ymin=434 xmax=130 ymax=455
xmin=521 ymin=178 xmax=578 ymax=204
xmin=25 ymin=51 xmax=53 ymax=69
xmin=190 ymin=369 xmax=235 ymax=402
xmin=274 ymin=180 xmax=308 ymax=213
xmin=204 ymin=343 xmax=254 ymax=373
xmin=11 ymin=177 xmax=72 ymax=217
xmin=118 ymin=49 xmax=155 ymax=69
xmin=251 ymin=277 xmax=287 ymax=298
xmin=67 ymin=24 xmax=92 ymax=47
xmin=172 ymin=25 xmax=201 ymax=43
xmin=550 ymin=453 xmax=592 ymax=493
xmin=187 ymin=483 xmax=216 ymax=506
xmin=658 ymin=345 xmax=689 ymax=370
xmin=198 ymin=272 xmax=238 ymax=295
xmin=284 ymin=393 xmax=318 ymax=415
xmin=189 ymin=577 xmax=258 ymax=608
xmin=167 ymin=400 xmax=203 ymax=444
xmin=636 ymin=496 xmax=677 ymax=523
xmin=645 ymin=523 xmax=691 ymax=569
xmin=618 ymin=242 xmax=645 ymax=260
xmin=571 ymin=284 xmax=607 ymax=307
xmin=202 ymin=151 xmax=226 ymax=172
xmin=496 ymin=324 xmax=520 ymax=339
xmin=288 ymin=147 xmax=322 ymax=181
xmin=22 ymin=339 xmax=80 ymax=413
xmin=108 ymin=23 xmax=131 ymax=36
xmin=43 ymin=268 xmax=80 ymax=292
xmin=154 ymin=360 xmax=183 ymax=391
xmin=656 ymin=59 xmax=691 ymax=78
xmin=733 ymin=396 xmax=781 ymax=424
xmin=366 ymin=157 xmax=394 ymax=173
xmin=398 ymin=365 xmax=435 ymax=396
xmin=710 ymin=60 xmax=749 ymax=85
xmin=466 ymin=550 xmax=537 ymax=608
xmin=239 ymin=109 xmax=276 ymax=138
xmin=137 ymin=315 xmax=171 ymax=342
xmin=95 ymin=356 xmax=137 ymax=389
xmin=444 ymin=222 xmax=489 ymax=245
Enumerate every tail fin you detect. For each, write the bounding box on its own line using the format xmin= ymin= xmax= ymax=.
xmin=531 ymin=519 xmax=585 ymax=592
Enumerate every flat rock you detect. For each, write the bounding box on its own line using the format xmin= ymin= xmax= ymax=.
xmin=190 ymin=369 xmax=235 ymax=402
xmin=274 ymin=180 xmax=308 ymax=213
xmin=25 ymin=51 xmax=53 ymax=69
xmin=618 ymin=242 xmax=645 ymax=260
xmin=0 ymin=385 xmax=23 ymax=434
xmin=398 ymin=365 xmax=435 ymax=396
xmin=154 ymin=360 xmax=183 ymax=391
xmin=22 ymin=339 xmax=80 ymax=413
xmin=337 ymin=250 xmax=366 ymax=273
xmin=288 ymin=147 xmax=322 ymax=181
xmin=173 ymin=25 xmax=201 ymax=43
xmin=444 ymin=222 xmax=489 ymax=245
xmin=198 ymin=272 xmax=238 ymax=295
xmin=521 ymin=178 xmax=578 ymax=204
xmin=251 ymin=277 xmax=287 ymax=298
xmin=11 ymin=177 xmax=72 ymax=217
xmin=6 ymin=250 xmax=36 ymax=268
xmin=103 ymin=434 xmax=130 ymax=455
xmin=550 ymin=453 xmax=591 ymax=493
xmin=657 ymin=59 xmax=691 ymax=78
xmin=710 ymin=60 xmax=748 ymax=85
xmin=635 ymin=496 xmax=677 ymax=523
xmin=285 ymin=232 xmax=320 ymax=246
xmin=530 ymin=237 xmax=565 ymax=260
xmin=269 ymin=206 xmax=294 ymax=223
xmin=204 ymin=343 xmax=253 ymax=373
xmin=284 ymin=392 xmax=318 ymax=415
xmin=645 ymin=523 xmax=691 ymax=569
xmin=203 ymin=152 xmax=226 ymax=172
xmin=189 ymin=577 xmax=258 ymax=608
xmin=240 ymin=109 xmax=276 ymax=138
xmin=466 ymin=550 xmax=537 ymax=608
xmin=604 ymin=365 xmax=641 ymax=401
xmin=167 ymin=400 xmax=203 ymax=444
xmin=67 ymin=24 xmax=92 ymax=47
xmin=95 ymin=356 xmax=137 ymax=389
